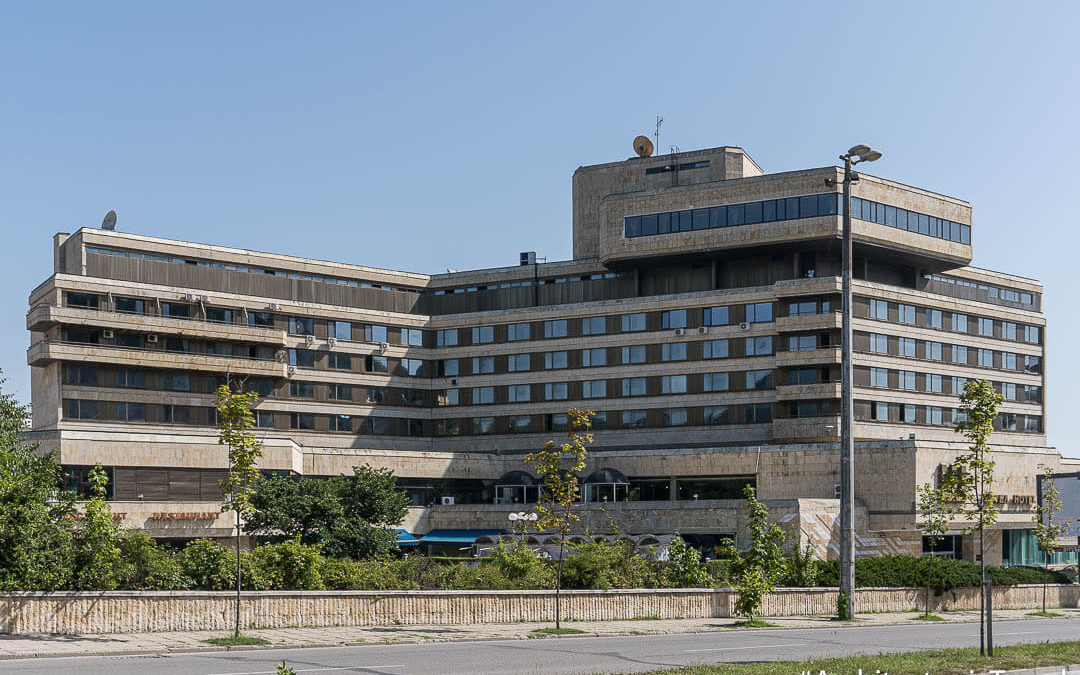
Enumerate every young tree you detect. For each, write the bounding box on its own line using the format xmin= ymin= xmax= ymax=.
xmin=216 ymin=384 xmax=264 ymax=638
xmin=733 ymin=485 xmax=786 ymax=623
xmin=525 ymin=408 xmax=593 ymax=630
xmin=916 ymin=482 xmax=950 ymax=618
xmin=1033 ymin=464 xmax=1069 ymax=615
xmin=943 ymin=378 xmax=1002 ymax=656
xmin=73 ymin=465 xmax=123 ymax=590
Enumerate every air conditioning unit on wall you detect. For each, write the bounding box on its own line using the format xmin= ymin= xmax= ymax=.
xmin=739 ymin=322 xmax=751 ymax=330
xmin=102 ymin=329 xmax=115 ymax=339
xmin=673 ymin=328 xmax=685 ymax=336
xmin=441 ymin=496 xmax=455 ymax=506
xmin=327 ymin=337 xmax=337 ymax=348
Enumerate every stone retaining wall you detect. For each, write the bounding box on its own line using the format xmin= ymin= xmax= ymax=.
xmin=1 ymin=585 xmax=1075 ymax=635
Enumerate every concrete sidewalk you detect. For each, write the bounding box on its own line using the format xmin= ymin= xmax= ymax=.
xmin=1 ymin=607 xmax=1077 ymax=660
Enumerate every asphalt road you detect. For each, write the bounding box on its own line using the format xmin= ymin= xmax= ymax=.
xmin=0 ymin=618 xmax=1073 ymax=675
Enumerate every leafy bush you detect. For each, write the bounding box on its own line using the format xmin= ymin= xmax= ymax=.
xmin=662 ymin=536 xmax=711 ymax=588
xmin=561 ymin=538 xmax=657 ymax=589
xmin=814 ymin=555 xmax=1069 ymax=593
xmin=487 ymin=539 xmax=555 ymax=588
xmin=251 ymin=539 xmax=325 ymax=590
xmin=178 ymin=539 xmax=267 ymax=590
xmin=116 ymin=531 xmax=183 ymax=590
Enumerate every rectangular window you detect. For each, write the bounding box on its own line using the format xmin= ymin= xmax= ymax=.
xmin=437 ymin=419 xmax=461 ymax=436
xmin=746 ymin=369 xmax=773 ymax=390
xmin=661 ymin=375 xmax=687 ymax=394
xmin=582 ymin=380 xmax=607 ymax=398
xmin=289 ymin=348 xmax=315 ymax=368
xmin=1003 ymin=352 xmax=1017 ymax=370
xmin=545 ymin=351 xmax=569 ymax=369
xmin=703 ymin=406 xmax=730 ymax=425
xmin=367 ymin=386 xmax=387 ymax=403
xmin=663 ymin=408 xmax=688 ymax=427
xmin=1002 ymin=322 xmax=1017 ymax=340
xmin=249 ymin=311 xmax=274 ymax=328
xmin=204 ymin=307 xmax=232 ymax=324
xmin=328 ymin=352 xmax=352 ymax=370
xmin=899 ymin=337 xmax=916 ymax=357
xmin=704 ymin=306 xmax=729 ymax=326
xmin=870 ymin=367 xmax=888 ymax=387
xmin=116 ymin=369 xmax=145 ymax=388
xmin=367 ymin=417 xmax=392 ymax=435
xmin=621 ymin=313 xmax=646 ymax=332
xmin=662 ymin=342 xmax=687 ymax=361
xmin=926 ymin=341 xmax=943 ymax=361
xmin=1024 ymin=416 xmax=1042 ymax=433
xmin=869 ymin=333 xmax=888 ymax=354
xmin=329 ymin=415 xmax=352 ymax=432
xmin=289 ymin=381 xmax=314 ymax=398
xmin=621 ymin=345 xmax=646 ymax=364
xmin=582 ymin=317 xmax=606 ymax=335
xmin=869 ymin=299 xmax=888 ymax=319
xmin=703 ymin=339 xmax=729 ymax=359
xmin=115 ymin=297 xmax=146 ymax=315
xmin=365 ymin=324 xmax=388 ymax=343
xmin=902 ymin=404 xmax=917 ymax=423
xmin=952 ymin=377 xmax=968 ymax=394
xmin=400 ymin=358 xmax=423 ymax=376
xmin=953 ymin=313 xmax=968 ymax=333
xmin=704 ymin=372 xmax=729 ymax=392
xmin=472 ymin=356 xmax=495 ymax=374
xmin=745 ymin=302 xmax=773 ymax=323
xmin=621 ymin=410 xmax=647 ymax=428
xmin=789 ymin=335 xmax=817 ymax=351
xmin=116 ymin=402 xmax=145 ymax=423
xmin=473 ymin=417 xmax=495 ymax=434
xmin=438 ymin=359 xmax=459 ymax=377
xmin=789 ymin=368 xmax=818 ymax=385
xmin=745 ymin=403 xmax=772 ymax=423
xmin=898 ymin=304 xmax=915 ymax=324
xmin=508 ymin=354 xmax=530 ymax=372
xmin=67 ymin=292 xmax=99 ymax=309
xmin=256 ymin=410 xmax=275 ymax=429
xmin=1024 ymin=355 xmax=1042 ymax=373
xmin=472 ymin=326 xmax=494 ymax=344
xmin=1023 ymin=385 xmax=1041 ymax=403
xmin=746 ymin=336 xmax=773 ymax=356
xmin=327 ymin=320 xmax=352 ymax=340
xmin=927 ymin=374 xmax=942 ymax=393
xmin=544 ymin=382 xmax=568 ymax=401
xmin=507 ymin=415 xmax=532 ymax=433
xmin=873 ymin=402 xmax=889 ymax=421
xmin=65 ymin=399 xmax=99 ymax=420
xmin=289 ymin=316 xmax=314 ymax=335
xmin=927 ymin=309 xmax=942 ymax=329
xmin=401 ymin=328 xmax=424 ymax=346
xmin=164 ymin=373 xmax=190 ymax=391
xmin=999 ymin=412 xmax=1017 ymax=431
xmin=978 ymin=349 xmax=994 ymax=367
xmin=788 ymin=301 xmax=817 ymax=317
xmin=290 ymin=412 xmax=315 ymax=430
xmin=66 ymin=364 xmax=99 ymax=386
xmin=1001 ymin=382 xmax=1016 ymax=400
xmin=472 ymin=387 xmax=495 ymax=405
xmin=927 ymin=406 xmax=943 ymax=425
xmin=160 ymin=302 xmax=192 ymax=319
xmin=621 ymin=377 xmax=647 ymax=396
xmin=507 ymin=323 xmax=531 ymax=341
xmin=543 ymin=320 xmax=568 ymax=338
xmin=582 ymin=348 xmax=606 ymax=367
xmin=439 ymin=389 xmax=459 ymax=406
xmin=367 ymin=355 xmax=388 ymax=372
xmin=436 ymin=329 xmax=458 ymax=346
xmin=952 ymin=345 xmax=968 ymax=364
xmin=978 ymin=318 xmax=994 ymax=337
xmin=508 ymin=384 xmax=531 ymax=402
xmin=328 ymin=383 xmax=352 ymax=401
xmin=661 ymin=310 xmax=687 ymax=330
xmin=1024 ymin=326 xmax=1040 ymax=343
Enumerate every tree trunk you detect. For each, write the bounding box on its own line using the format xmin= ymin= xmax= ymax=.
xmin=925 ymin=553 xmax=933 ymax=618
xmin=979 ymin=522 xmax=985 ymax=656
xmin=1043 ymin=552 xmax=1048 ymax=615
xmin=235 ymin=512 xmax=241 ymax=639
xmin=555 ymin=531 xmax=565 ymax=630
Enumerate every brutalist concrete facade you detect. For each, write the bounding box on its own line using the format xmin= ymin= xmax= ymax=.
xmin=26 ymin=145 xmax=1068 ymax=563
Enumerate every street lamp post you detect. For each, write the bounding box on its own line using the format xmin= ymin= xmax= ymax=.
xmin=826 ymin=144 xmax=882 ymax=621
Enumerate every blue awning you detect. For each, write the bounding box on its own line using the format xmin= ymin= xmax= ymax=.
xmin=418 ymin=529 xmax=503 ymax=545
xmin=395 ymin=529 xmax=419 ymax=546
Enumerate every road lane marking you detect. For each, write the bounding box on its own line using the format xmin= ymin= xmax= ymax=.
xmin=686 ymin=643 xmax=808 ymax=653
xmin=207 ymin=666 xmax=406 ymax=675
xmin=996 ymin=631 xmax=1043 ymax=636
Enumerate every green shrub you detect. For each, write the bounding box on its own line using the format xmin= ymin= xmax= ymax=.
xmin=178 ymin=539 xmax=267 ymax=590
xmin=706 ymin=559 xmax=735 ymax=587
xmin=487 ymin=540 xmax=555 ymax=588
xmin=251 ymin=539 xmax=325 ymax=590
xmin=662 ymin=536 xmax=711 ymax=588
xmin=810 ymin=555 xmax=1069 ymax=593
xmin=116 ymin=531 xmax=183 ymax=590
xmin=561 ymin=538 xmax=657 ymax=589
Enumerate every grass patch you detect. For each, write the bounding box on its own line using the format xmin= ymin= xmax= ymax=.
xmin=1027 ymin=610 xmax=1066 ymax=618
xmin=911 ymin=613 xmax=944 ymax=621
xmin=204 ymin=634 xmax=271 ymax=647
xmin=529 ymin=627 xmax=588 ymax=638
xmin=725 ymin=619 xmax=778 ymax=628
xmin=633 ymin=641 xmax=1080 ymax=675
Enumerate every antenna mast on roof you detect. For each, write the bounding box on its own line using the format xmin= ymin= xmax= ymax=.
xmin=654 ymin=115 xmax=664 ymax=157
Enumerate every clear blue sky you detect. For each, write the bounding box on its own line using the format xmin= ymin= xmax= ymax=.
xmin=2 ymin=3 xmax=1077 ymax=454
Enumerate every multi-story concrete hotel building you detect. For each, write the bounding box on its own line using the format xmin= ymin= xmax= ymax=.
xmin=26 ymin=143 xmax=1074 ymax=565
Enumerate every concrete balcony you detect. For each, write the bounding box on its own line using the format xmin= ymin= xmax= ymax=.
xmin=26 ymin=304 xmax=288 ymax=346
xmin=27 ymin=340 xmax=288 ymax=378
xmin=774 ymin=347 xmax=841 ymax=368
xmin=774 ymin=382 xmax=842 ymax=401
xmin=774 ymin=312 xmax=841 ymax=333
xmin=772 ymin=415 xmax=841 ymax=442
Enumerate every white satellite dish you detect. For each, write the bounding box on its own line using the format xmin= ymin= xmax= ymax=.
xmin=101 ymin=210 xmax=117 ymax=231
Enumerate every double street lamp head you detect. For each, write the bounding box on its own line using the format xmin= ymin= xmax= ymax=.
xmin=844 ymin=144 xmax=883 ymax=164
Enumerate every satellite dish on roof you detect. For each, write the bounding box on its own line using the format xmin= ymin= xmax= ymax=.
xmin=101 ymin=210 xmax=117 ymax=231
xmin=633 ymin=135 xmax=654 ymax=158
